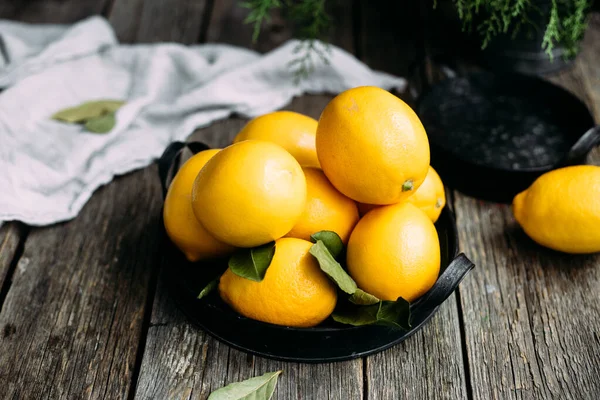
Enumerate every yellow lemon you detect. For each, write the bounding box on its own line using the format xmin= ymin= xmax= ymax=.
xmin=163 ymin=149 xmax=235 ymax=261
xmin=234 ymin=111 xmax=320 ymax=168
xmin=316 ymin=86 xmax=430 ymax=204
xmin=347 ymin=202 xmax=440 ymax=302
xmin=512 ymin=165 xmax=600 ymax=254
xmin=219 ymin=237 xmax=337 ymax=327
xmin=356 ymin=167 xmax=445 ymax=222
xmin=285 ymin=168 xmax=359 ymax=244
xmin=192 ymin=140 xmax=307 ymax=248
xmin=406 ymin=166 xmax=446 ymax=222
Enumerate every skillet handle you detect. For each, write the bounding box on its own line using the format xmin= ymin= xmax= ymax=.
xmin=560 ymin=126 xmax=600 ymax=167
xmin=157 ymin=141 xmax=210 ymax=198
xmin=410 ymin=253 xmax=474 ymax=315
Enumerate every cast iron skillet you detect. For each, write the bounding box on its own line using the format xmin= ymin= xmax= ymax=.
xmin=417 ymin=71 xmax=600 ymax=203
xmin=157 ymin=141 xmax=475 ymax=363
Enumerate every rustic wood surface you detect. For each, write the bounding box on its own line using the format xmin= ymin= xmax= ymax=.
xmin=0 ymin=1 xmax=599 ymax=399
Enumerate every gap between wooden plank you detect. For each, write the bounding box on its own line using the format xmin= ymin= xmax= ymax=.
xmin=0 ymin=223 xmax=29 ymax=316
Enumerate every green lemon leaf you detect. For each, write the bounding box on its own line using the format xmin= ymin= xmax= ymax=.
xmin=310 ymin=230 xmax=344 ymax=259
xmin=309 ymin=240 xmax=357 ymax=294
xmin=349 ymin=289 xmax=380 ymax=305
xmin=208 ymin=370 xmax=282 ymax=400
xmin=333 ymin=297 xmax=411 ymax=330
xmin=84 ymin=112 xmax=116 ymax=133
xmin=376 ymin=298 xmax=411 ymax=330
xmin=198 ymin=278 xmax=219 ymax=299
xmin=228 ymin=242 xmax=276 ymax=282
xmin=51 ymin=100 xmax=125 ymax=123
xmin=332 ymin=303 xmax=380 ymax=326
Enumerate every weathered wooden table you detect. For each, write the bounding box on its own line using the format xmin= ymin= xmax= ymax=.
xmin=1 ymin=1 xmax=599 ymax=399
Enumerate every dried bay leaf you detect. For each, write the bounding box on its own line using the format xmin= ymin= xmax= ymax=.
xmin=51 ymin=99 xmax=124 ymax=123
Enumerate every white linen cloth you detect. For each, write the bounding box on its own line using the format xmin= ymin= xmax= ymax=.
xmin=0 ymin=16 xmax=406 ymax=225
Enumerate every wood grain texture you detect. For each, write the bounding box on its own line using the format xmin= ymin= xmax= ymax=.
xmin=454 ymin=20 xmax=600 ymax=397
xmin=455 ymin=195 xmax=600 ymax=400
xmin=358 ymin=4 xmax=470 ymax=399
xmin=576 ymin=13 xmax=600 ymax=124
xmin=0 ymin=223 xmax=26 ymax=299
xmin=0 ymin=167 xmax=163 ymax=400
xmin=366 ymin=296 xmax=468 ymax=400
xmin=0 ymin=0 xmax=111 ymax=23
xmin=108 ymin=0 xmax=209 ymax=43
xmin=206 ymin=0 xmax=353 ymax=53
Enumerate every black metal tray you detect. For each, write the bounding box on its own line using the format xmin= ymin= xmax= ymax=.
xmin=417 ymin=71 xmax=599 ymax=203
xmin=158 ymin=141 xmax=475 ymax=363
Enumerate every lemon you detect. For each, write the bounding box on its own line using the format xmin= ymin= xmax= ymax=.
xmin=234 ymin=111 xmax=320 ymax=168
xmin=347 ymin=202 xmax=440 ymax=302
xmin=357 ymin=167 xmax=445 ymax=222
xmin=513 ymin=165 xmax=600 ymax=254
xmin=192 ymin=140 xmax=306 ymax=248
xmin=316 ymin=86 xmax=430 ymax=204
xmin=219 ymin=237 xmax=337 ymax=327
xmin=163 ymin=149 xmax=235 ymax=261
xmin=406 ymin=166 xmax=446 ymax=222
xmin=285 ymin=168 xmax=359 ymax=244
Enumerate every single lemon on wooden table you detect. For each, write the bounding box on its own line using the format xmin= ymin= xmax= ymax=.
xmin=347 ymin=202 xmax=441 ymax=302
xmin=316 ymin=86 xmax=430 ymax=204
xmin=233 ymin=111 xmax=320 ymax=168
xmin=219 ymin=237 xmax=338 ymax=328
xmin=512 ymin=165 xmax=600 ymax=254
xmin=163 ymin=149 xmax=235 ymax=261
xmin=285 ymin=168 xmax=359 ymax=244
xmin=356 ymin=166 xmax=446 ymax=222
xmin=192 ymin=140 xmax=307 ymax=248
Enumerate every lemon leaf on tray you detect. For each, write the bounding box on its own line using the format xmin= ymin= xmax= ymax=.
xmin=333 ymin=297 xmax=411 ymax=330
xmin=348 ymin=288 xmax=380 ymax=305
xmin=309 ymin=240 xmax=357 ymax=294
xmin=228 ymin=241 xmax=276 ymax=282
xmin=51 ymin=100 xmax=125 ymax=123
xmin=208 ymin=370 xmax=282 ymax=400
xmin=310 ymin=230 xmax=344 ymax=259
xmin=198 ymin=278 xmax=219 ymax=299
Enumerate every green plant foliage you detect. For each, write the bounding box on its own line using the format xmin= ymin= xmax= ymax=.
xmin=452 ymin=0 xmax=591 ymax=59
xmin=241 ymin=0 xmax=591 ymax=64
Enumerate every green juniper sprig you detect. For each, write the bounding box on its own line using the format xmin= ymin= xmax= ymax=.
xmin=240 ymin=0 xmax=283 ymax=43
xmin=241 ymin=0 xmax=592 ymax=72
xmin=242 ymin=0 xmax=332 ymax=80
xmin=452 ymin=0 xmax=592 ymax=59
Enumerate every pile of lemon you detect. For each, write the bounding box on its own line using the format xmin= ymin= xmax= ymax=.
xmin=164 ymin=86 xmax=447 ymax=328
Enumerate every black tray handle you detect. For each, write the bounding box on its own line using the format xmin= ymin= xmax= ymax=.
xmin=560 ymin=125 xmax=600 ymax=167
xmin=411 ymin=253 xmax=475 ymax=315
xmin=158 ymin=141 xmax=211 ymax=198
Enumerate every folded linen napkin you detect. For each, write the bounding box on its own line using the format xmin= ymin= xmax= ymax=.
xmin=0 ymin=16 xmax=406 ymax=226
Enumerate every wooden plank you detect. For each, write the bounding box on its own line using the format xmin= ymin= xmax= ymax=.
xmin=108 ymin=0 xmax=209 ymax=43
xmin=0 ymin=223 xmax=26 ymax=298
xmin=357 ymin=0 xmax=421 ymax=79
xmin=454 ymin=15 xmax=600 ymax=399
xmin=454 ymin=196 xmax=600 ymax=400
xmin=0 ymin=167 xmax=163 ymax=399
xmin=133 ymin=5 xmax=364 ymax=398
xmin=206 ymin=0 xmax=354 ymax=53
xmin=206 ymin=0 xmax=292 ymax=52
xmin=577 ymin=13 xmax=600 ymax=124
xmin=357 ymin=2 xmax=469 ymax=399
xmin=365 ymin=296 xmax=469 ymax=399
xmin=0 ymin=0 xmax=217 ymax=398
xmin=0 ymin=0 xmax=111 ymax=22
